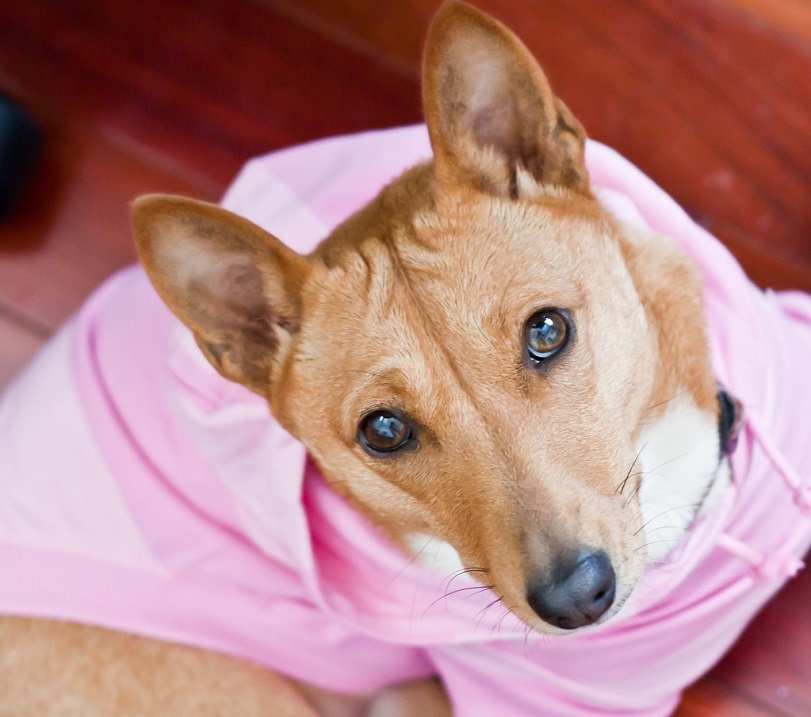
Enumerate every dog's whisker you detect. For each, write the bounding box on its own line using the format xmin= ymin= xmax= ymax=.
xmin=638 ymin=471 xmax=671 ymax=485
xmin=623 ymin=464 xmax=691 ymax=507
xmin=473 ymin=597 xmax=502 ymax=629
xmin=461 ymin=585 xmax=496 ymax=600
xmin=643 ymin=389 xmax=689 ymax=413
xmin=616 ymin=445 xmax=645 ymax=495
xmin=444 ymin=584 xmax=495 ymax=601
xmin=637 ymin=451 xmax=696 ymax=482
xmin=522 ymin=622 xmax=533 ymax=655
xmin=441 ymin=566 xmax=489 ymax=593
xmin=621 ymin=448 xmax=698 ymax=506
xmin=421 ymin=584 xmax=495 ymax=619
xmin=389 ymin=538 xmax=435 ymax=586
xmin=632 ymin=503 xmax=700 ymax=537
xmin=491 ymin=606 xmax=515 ymax=637
xmin=624 ymin=473 xmax=649 ymax=505
xmin=634 ymin=538 xmax=685 ymax=553
xmin=642 ymin=524 xmax=692 ymax=535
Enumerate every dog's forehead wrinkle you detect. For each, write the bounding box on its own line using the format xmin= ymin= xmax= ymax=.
xmin=356 ymin=212 xmax=642 ymax=441
xmin=342 ymin=361 xmax=440 ymax=431
xmin=367 ymin=225 xmax=524 ymax=445
xmin=303 ymin=257 xmax=479 ymax=443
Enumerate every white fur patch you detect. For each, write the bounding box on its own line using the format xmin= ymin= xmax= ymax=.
xmin=405 ymin=533 xmax=467 ymax=576
xmin=637 ymin=393 xmax=730 ymax=563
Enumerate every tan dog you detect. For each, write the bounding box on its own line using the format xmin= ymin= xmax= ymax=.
xmin=0 ymin=2 xmax=735 ymax=715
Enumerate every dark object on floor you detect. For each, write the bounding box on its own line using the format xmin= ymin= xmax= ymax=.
xmin=0 ymin=96 xmax=42 ymax=220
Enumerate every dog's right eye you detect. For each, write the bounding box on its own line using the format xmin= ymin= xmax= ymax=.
xmin=524 ymin=308 xmax=571 ymax=362
xmin=359 ymin=411 xmax=412 ymax=455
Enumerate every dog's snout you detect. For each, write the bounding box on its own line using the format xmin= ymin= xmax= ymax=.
xmin=526 ymin=551 xmax=616 ymax=630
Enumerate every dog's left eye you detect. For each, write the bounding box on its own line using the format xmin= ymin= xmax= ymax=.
xmin=524 ymin=309 xmax=570 ymax=362
xmin=359 ymin=411 xmax=413 ymax=454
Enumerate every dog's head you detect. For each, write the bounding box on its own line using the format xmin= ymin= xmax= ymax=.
xmin=134 ymin=1 xmax=722 ymax=633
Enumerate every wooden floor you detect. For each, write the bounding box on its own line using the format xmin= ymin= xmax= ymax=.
xmin=0 ymin=0 xmax=809 ymax=713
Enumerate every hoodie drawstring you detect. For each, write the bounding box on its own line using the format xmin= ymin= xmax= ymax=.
xmin=716 ymin=406 xmax=811 ymax=582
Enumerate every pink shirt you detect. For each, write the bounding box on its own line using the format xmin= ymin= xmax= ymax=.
xmin=1 ymin=125 xmax=810 ymax=716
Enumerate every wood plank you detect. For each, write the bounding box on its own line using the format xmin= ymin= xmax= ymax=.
xmin=267 ymin=0 xmax=811 ymax=273
xmin=710 ymin=565 xmax=811 ymax=716
xmin=714 ymin=222 xmax=811 ymax=293
xmin=609 ymin=0 xmax=811 ymax=260
xmin=0 ymin=111 xmax=212 ymax=330
xmin=0 ymin=0 xmax=420 ymax=330
xmin=678 ymin=677 xmax=791 ymax=717
xmin=0 ymin=0 xmax=421 ymax=189
xmin=706 ymin=0 xmax=811 ymax=47
xmin=0 ymin=318 xmax=43 ymax=392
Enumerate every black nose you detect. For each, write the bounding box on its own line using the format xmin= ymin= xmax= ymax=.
xmin=526 ymin=551 xmax=616 ymax=630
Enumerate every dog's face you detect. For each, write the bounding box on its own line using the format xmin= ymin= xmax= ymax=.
xmin=134 ymin=2 xmax=721 ymax=633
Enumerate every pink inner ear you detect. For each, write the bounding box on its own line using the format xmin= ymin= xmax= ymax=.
xmin=470 ymin=86 xmax=516 ymax=144
xmin=424 ymin=4 xmax=589 ymax=195
xmin=196 ymin=262 xmax=271 ymax=332
xmin=188 ymin=259 xmax=279 ymax=361
xmin=187 ymin=264 xmax=282 ymax=393
xmin=450 ymin=35 xmax=523 ymax=148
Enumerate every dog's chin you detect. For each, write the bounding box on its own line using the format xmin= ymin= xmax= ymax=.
xmin=518 ymin=598 xmax=625 ymax=637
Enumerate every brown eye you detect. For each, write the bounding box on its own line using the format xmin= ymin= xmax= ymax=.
xmin=360 ymin=411 xmax=412 ymax=454
xmin=525 ymin=309 xmax=570 ymax=361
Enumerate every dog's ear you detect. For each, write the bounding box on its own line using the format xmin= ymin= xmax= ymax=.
xmin=133 ymin=195 xmax=310 ymax=395
xmin=424 ymin=1 xmax=589 ymax=198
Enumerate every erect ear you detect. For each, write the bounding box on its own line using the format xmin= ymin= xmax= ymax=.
xmin=423 ymin=1 xmax=590 ymax=198
xmin=133 ymin=195 xmax=310 ymax=396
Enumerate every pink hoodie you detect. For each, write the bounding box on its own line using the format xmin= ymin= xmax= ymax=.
xmin=1 ymin=125 xmax=810 ymax=716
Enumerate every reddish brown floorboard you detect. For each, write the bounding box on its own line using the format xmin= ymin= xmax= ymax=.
xmin=270 ymin=0 xmax=811 ymax=287
xmin=1 ymin=0 xmax=810 ymax=714
xmin=0 ymin=112 xmax=209 ymax=332
xmin=675 ymin=678 xmax=789 ymax=717
xmin=0 ymin=318 xmax=42 ymax=391
xmin=709 ymin=0 xmax=811 ymax=47
xmin=0 ymin=0 xmax=422 ymax=190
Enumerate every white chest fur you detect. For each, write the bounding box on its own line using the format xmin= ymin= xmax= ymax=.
xmin=636 ymin=393 xmax=730 ymax=562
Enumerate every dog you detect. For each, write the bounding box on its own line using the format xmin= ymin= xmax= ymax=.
xmin=2 ymin=2 xmax=811 ymax=715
